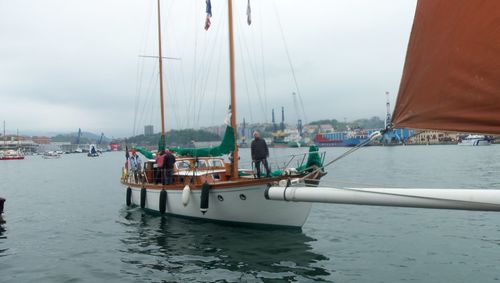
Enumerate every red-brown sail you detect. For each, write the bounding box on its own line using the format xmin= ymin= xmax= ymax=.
xmin=392 ymin=0 xmax=500 ymax=135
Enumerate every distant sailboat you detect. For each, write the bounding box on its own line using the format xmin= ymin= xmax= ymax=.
xmin=0 ymin=121 xmax=24 ymax=161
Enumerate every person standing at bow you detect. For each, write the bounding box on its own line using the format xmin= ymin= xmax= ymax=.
xmin=163 ymin=150 xmax=176 ymax=185
xmin=251 ymin=131 xmax=271 ymax=178
xmin=129 ymin=150 xmax=142 ymax=183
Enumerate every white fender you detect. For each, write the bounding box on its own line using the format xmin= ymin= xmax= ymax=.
xmin=182 ymin=185 xmax=191 ymax=206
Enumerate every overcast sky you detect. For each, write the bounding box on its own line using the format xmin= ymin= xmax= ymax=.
xmin=0 ymin=0 xmax=417 ymax=137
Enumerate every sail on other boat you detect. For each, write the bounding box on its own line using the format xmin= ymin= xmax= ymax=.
xmin=121 ymin=0 xmax=326 ymax=227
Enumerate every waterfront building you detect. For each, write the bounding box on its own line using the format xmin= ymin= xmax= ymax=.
xmin=408 ymin=131 xmax=459 ymax=144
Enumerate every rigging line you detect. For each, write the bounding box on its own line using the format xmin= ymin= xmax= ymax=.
xmin=235 ymin=14 xmax=262 ymax=106
xmin=134 ymin=2 xmax=155 ymax=136
xmin=271 ymin=0 xmax=307 ymax=123
xmin=196 ymin=15 xmax=224 ymax=127
xmin=138 ymin=76 xmax=157 ymax=137
xmin=133 ymin=57 xmax=143 ymax=136
xmin=134 ymin=59 xmax=151 ymax=136
xmin=210 ymin=27 xmax=226 ymax=126
xmin=302 ymin=131 xmax=383 ymax=180
xmin=138 ymin=62 xmax=159 ymax=136
xmin=161 ymin=0 xmax=176 ymax=134
xmin=297 ymin=91 xmax=307 ymax=124
xmin=236 ymin=21 xmax=255 ymax=124
xmin=236 ymin=9 xmax=267 ymax=122
xmin=187 ymin=0 xmax=200 ymax=129
xmin=178 ymin=57 xmax=188 ymax=129
xmin=197 ymin=3 xmax=227 ymax=128
xmin=199 ymin=16 xmax=224 ymax=123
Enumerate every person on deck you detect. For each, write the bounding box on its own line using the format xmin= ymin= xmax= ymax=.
xmin=251 ymin=131 xmax=271 ymax=178
xmin=129 ymin=150 xmax=142 ymax=183
xmin=163 ymin=150 xmax=176 ymax=185
xmin=155 ymin=150 xmax=165 ymax=184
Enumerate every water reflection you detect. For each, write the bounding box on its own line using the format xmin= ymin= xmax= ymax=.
xmin=119 ymin=208 xmax=330 ymax=282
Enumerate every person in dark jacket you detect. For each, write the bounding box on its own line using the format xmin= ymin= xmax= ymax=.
xmin=251 ymin=131 xmax=270 ymax=178
xmin=155 ymin=150 xmax=165 ymax=184
xmin=163 ymin=150 xmax=176 ymax=185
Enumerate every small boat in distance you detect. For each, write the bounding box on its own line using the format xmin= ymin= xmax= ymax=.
xmin=458 ymin=135 xmax=491 ymax=146
xmin=0 ymin=149 xmax=25 ymax=160
xmin=42 ymin=151 xmax=61 ymax=159
xmin=87 ymin=144 xmax=99 ymax=157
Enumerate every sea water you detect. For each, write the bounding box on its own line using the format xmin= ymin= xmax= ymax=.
xmin=1 ymin=145 xmax=499 ymax=282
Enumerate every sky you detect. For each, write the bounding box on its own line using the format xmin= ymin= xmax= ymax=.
xmin=0 ymin=0 xmax=417 ymax=138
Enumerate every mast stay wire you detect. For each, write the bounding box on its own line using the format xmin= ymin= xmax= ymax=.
xmin=236 ymin=9 xmax=267 ymax=122
xmin=301 ymin=131 xmax=384 ymax=181
xmin=235 ymin=13 xmax=255 ymax=124
xmin=186 ymin=0 xmax=200 ymax=129
xmin=271 ymin=0 xmax=308 ymax=123
xmin=209 ymin=29 xmax=226 ymax=127
xmin=133 ymin=1 xmax=155 ymax=136
xmin=196 ymin=11 xmax=226 ymax=127
xmin=161 ymin=0 xmax=183 ymax=132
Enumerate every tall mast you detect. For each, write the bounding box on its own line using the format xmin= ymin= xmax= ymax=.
xmin=3 ymin=121 xmax=5 ymax=146
xmin=157 ymin=0 xmax=166 ymax=148
xmin=227 ymin=0 xmax=238 ymax=179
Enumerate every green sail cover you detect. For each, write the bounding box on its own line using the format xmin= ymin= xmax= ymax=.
xmin=295 ymin=145 xmax=323 ymax=173
xmin=305 ymin=145 xmax=323 ymax=168
xmin=134 ymin=146 xmax=155 ymax=159
xmin=132 ymin=126 xmax=235 ymax=159
xmin=171 ymin=126 xmax=235 ymax=157
xmin=261 ymin=145 xmax=323 ymax=177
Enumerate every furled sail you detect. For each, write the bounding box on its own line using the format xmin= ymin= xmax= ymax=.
xmin=171 ymin=126 xmax=235 ymax=157
xmin=133 ymin=126 xmax=235 ymax=158
xmin=392 ymin=0 xmax=500 ymax=134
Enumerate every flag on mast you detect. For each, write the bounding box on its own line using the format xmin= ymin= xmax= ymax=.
xmin=205 ymin=0 xmax=212 ymax=30
xmin=246 ymin=0 xmax=252 ymax=25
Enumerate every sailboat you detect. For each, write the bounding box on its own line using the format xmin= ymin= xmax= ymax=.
xmin=121 ymin=0 xmax=326 ymax=227
xmin=267 ymin=0 xmax=500 ymax=211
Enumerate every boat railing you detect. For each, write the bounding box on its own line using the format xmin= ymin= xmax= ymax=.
xmin=122 ymin=150 xmax=328 ymax=185
xmin=240 ymin=150 xmax=327 ymax=173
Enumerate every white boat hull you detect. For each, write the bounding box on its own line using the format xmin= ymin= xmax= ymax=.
xmin=458 ymin=135 xmax=491 ymax=146
xmin=127 ymin=184 xmax=312 ymax=227
xmin=458 ymin=140 xmax=490 ymax=146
